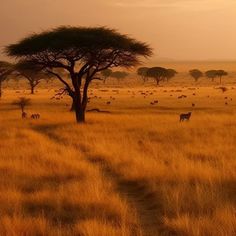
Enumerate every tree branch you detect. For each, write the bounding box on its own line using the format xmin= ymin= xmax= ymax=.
xmin=46 ymin=69 xmax=74 ymax=94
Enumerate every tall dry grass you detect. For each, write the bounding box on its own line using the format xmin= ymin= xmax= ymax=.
xmin=0 ymin=81 xmax=235 ymax=235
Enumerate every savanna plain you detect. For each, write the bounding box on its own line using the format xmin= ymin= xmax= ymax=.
xmin=0 ymin=62 xmax=236 ymax=236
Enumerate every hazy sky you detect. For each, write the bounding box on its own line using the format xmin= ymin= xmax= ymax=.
xmin=1 ymin=0 xmax=236 ymax=60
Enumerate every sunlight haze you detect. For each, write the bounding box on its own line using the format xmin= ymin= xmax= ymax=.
xmin=1 ymin=0 xmax=236 ymax=60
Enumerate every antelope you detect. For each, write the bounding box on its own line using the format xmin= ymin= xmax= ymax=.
xmin=31 ymin=114 xmax=40 ymax=119
xmin=179 ymin=112 xmax=192 ymax=122
xmin=22 ymin=112 xmax=27 ymax=119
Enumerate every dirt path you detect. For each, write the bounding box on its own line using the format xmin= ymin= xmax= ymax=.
xmin=31 ymin=126 xmax=165 ymax=236
xmin=88 ymin=157 xmax=164 ymax=236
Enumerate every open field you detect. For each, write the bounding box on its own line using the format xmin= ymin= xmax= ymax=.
xmin=0 ymin=76 xmax=236 ymax=236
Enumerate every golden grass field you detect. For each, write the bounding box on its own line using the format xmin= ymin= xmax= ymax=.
xmin=0 ymin=64 xmax=236 ymax=236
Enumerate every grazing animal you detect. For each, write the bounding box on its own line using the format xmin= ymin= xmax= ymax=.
xmin=31 ymin=113 xmax=40 ymax=119
xmin=106 ymin=101 xmax=111 ymax=105
xmin=179 ymin=112 xmax=192 ymax=122
xmin=22 ymin=112 xmax=27 ymax=119
xmin=192 ymin=103 xmax=195 ymax=107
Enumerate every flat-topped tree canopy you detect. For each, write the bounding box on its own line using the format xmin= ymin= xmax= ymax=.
xmin=5 ymin=26 xmax=152 ymax=69
xmin=14 ymin=60 xmax=53 ymax=94
xmin=5 ymin=26 xmax=152 ymax=123
xmin=14 ymin=60 xmax=44 ymax=74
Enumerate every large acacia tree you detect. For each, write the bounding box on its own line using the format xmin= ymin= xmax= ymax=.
xmin=6 ymin=26 xmax=152 ymax=122
xmin=0 ymin=61 xmax=14 ymax=98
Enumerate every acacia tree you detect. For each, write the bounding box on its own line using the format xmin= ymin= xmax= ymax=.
xmin=111 ymin=71 xmax=129 ymax=83
xmin=147 ymin=67 xmax=167 ymax=85
xmin=14 ymin=60 xmax=52 ymax=94
xmin=216 ymin=70 xmax=228 ymax=84
xmin=101 ymin=69 xmax=112 ymax=84
xmin=6 ymin=26 xmax=152 ymax=123
xmin=189 ymin=69 xmax=203 ymax=82
xmin=165 ymin=68 xmax=177 ymax=82
xmin=0 ymin=61 xmax=14 ymax=98
xmin=205 ymin=70 xmax=217 ymax=82
xmin=137 ymin=67 xmax=149 ymax=83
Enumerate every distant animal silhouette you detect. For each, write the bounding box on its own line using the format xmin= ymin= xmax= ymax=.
xmin=31 ymin=113 xmax=40 ymax=119
xmin=22 ymin=112 xmax=27 ymax=119
xmin=180 ymin=112 xmax=192 ymax=122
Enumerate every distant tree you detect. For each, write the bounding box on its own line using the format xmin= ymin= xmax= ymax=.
xmin=14 ymin=60 xmax=53 ymax=94
xmin=0 ymin=61 xmax=14 ymax=98
xmin=215 ymin=70 xmax=228 ymax=84
xmin=147 ymin=67 xmax=167 ymax=85
xmin=6 ymin=26 xmax=152 ymax=123
xmin=189 ymin=69 xmax=203 ymax=82
xmin=165 ymin=68 xmax=177 ymax=82
xmin=111 ymin=71 xmax=129 ymax=83
xmin=205 ymin=70 xmax=217 ymax=82
xmin=101 ymin=69 xmax=112 ymax=84
xmin=137 ymin=67 xmax=149 ymax=83
xmin=12 ymin=97 xmax=31 ymax=113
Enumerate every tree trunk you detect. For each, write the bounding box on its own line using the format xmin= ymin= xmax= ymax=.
xmin=74 ymin=97 xmax=85 ymax=123
xmin=75 ymin=106 xmax=85 ymax=123
xmin=30 ymin=83 xmax=35 ymax=94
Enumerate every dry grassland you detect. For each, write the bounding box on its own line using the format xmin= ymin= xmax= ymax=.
xmin=0 ymin=70 xmax=236 ymax=235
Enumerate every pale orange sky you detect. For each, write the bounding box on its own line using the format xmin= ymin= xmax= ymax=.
xmin=1 ymin=0 xmax=236 ymax=61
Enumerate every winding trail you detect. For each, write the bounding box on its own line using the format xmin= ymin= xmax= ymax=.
xmin=88 ymin=157 xmax=164 ymax=236
xmin=31 ymin=125 xmax=165 ymax=236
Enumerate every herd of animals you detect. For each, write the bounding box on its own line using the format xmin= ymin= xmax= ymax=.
xmin=17 ymin=84 xmax=235 ymax=123
xmin=22 ymin=112 xmax=40 ymax=119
